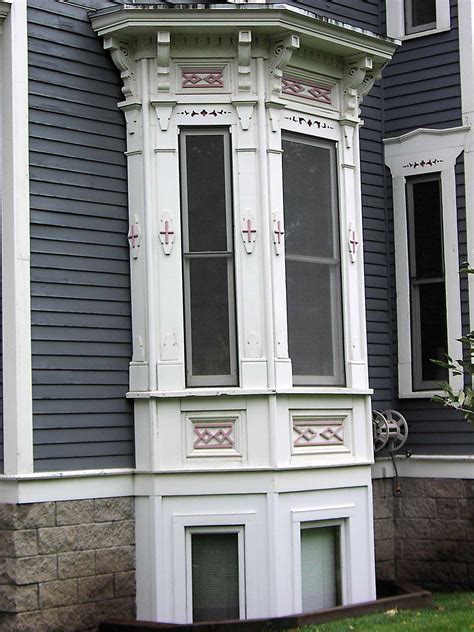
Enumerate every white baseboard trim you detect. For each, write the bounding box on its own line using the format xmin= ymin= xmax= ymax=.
xmin=372 ymin=455 xmax=474 ymax=480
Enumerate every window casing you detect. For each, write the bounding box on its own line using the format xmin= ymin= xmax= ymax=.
xmin=282 ymin=134 xmax=345 ymax=387
xmin=180 ymin=128 xmax=238 ymax=387
xmin=386 ymin=0 xmax=450 ymax=39
xmin=406 ymin=174 xmax=448 ymax=391
xmin=186 ymin=526 xmax=245 ymax=622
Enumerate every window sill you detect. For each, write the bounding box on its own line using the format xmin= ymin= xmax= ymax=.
xmin=400 ymin=26 xmax=450 ymax=41
xmin=398 ymin=389 xmax=443 ymax=399
xmin=127 ymin=387 xmax=373 ymax=399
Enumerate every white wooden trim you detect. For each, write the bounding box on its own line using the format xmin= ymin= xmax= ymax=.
xmin=372 ymin=455 xmax=474 ymax=479
xmin=458 ymin=0 xmax=474 ymax=334
xmin=386 ymin=0 xmax=450 ymax=40
xmin=385 ymin=127 xmax=468 ymax=398
xmin=1 ymin=0 xmax=33 ymax=474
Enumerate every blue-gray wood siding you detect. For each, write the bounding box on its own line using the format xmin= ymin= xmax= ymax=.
xmin=28 ymin=0 xmax=134 ymax=471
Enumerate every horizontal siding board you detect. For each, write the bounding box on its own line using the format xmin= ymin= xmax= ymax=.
xmin=29 ymin=0 xmax=133 ymax=471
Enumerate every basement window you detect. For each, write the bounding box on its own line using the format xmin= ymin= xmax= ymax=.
xmin=300 ymin=524 xmax=341 ymax=612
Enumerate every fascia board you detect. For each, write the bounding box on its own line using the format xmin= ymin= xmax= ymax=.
xmin=91 ymin=5 xmax=398 ymax=66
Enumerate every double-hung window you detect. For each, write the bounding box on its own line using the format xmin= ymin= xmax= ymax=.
xmin=180 ymin=128 xmax=238 ymax=387
xmin=282 ymin=134 xmax=344 ymax=386
xmin=386 ymin=0 xmax=450 ymax=39
xmin=406 ymin=174 xmax=448 ymax=390
xmin=404 ymin=0 xmax=437 ymax=35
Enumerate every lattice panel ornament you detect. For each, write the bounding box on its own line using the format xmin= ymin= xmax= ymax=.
xmin=193 ymin=421 xmax=235 ymax=450
xmin=181 ymin=67 xmax=225 ymax=89
xmin=159 ymin=213 xmax=175 ymax=255
xmin=282 ymin=75 xmax=332 ymax=105
xmin=292 ymin=418 xmax=345 ymax=449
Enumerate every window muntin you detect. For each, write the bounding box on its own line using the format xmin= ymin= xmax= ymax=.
xmin=406 ymin=174 xmax=448 ymax=390
xmin=180 ymin=128 xmax=238 ymax=387
xmin=405 ymin=0 xmax=437 ymax=34
xmin=300 ymin=524 xmax=341 ymax=612
xmin=282 ymin=134 xmax=344 ymax=386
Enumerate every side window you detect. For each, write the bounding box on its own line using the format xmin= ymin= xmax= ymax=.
xmin=386 ymin=0 xmax=450 ymax=39
xmin=282 ymin=134 xmax=344 ymax=386
xmin=180 ymin=129 xmax=238 ymax=387
xmin=406 ymin=174 xmax=448 ymax=390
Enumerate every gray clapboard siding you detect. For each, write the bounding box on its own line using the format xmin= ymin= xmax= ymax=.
xmin=28 ymin=0 xmax=134 ymax=472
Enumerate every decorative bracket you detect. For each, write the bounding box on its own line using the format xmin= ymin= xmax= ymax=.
xmin=159 ymin=213 xmax=175 ymax=255
xmin=272 ymin=214 xmax=285 ymax=255
xmin=348 ymin=222 xmax=359 ymax=263
xmin=241 ymin=215 xmax=257 ymax=253
xmin=156 ymin=31 xmax=171 ymax=93
xmin=233 ymin=101 xmax=255 ymax=131
xmin=238 ymin=30 xmax=252 ymax=92
xmin=342 ymin=55 xmax=379 ymax=120
xmin=128 ymin=215 xmax=141 ymax=259
xmin=269 ymin=34 xmax=300 ymax=96
xmin=103 ymin=36 xmax=137 ymax=102
xmin=152 ymin=100 xmax=176 ymax=131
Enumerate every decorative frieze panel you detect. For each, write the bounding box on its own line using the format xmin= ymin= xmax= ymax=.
xmin=291 ymin=412 xmax=349 ymax=454
xmin=185 ymin=413 xmax=245 ymax=459
xmin=282 ymin=75 xmax=333 ymax=105
xmin=176 ymin=63 xmax=230 ymax=93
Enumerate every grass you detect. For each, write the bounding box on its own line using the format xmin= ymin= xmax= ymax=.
xmin=294 ymin=592 xmax=474 ymax=632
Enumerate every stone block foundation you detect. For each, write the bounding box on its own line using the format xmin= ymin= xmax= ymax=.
xmin=373 ymin=477 xmax=473 ymax=589
xmin=0 ymin=497 xmax=135 ymax=631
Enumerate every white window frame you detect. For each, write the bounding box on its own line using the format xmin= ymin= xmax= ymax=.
xmin=386 ymin=0 xmax=450 ymax=40
xmin=185 ymin=525 xmax=246 ymax=622
xmin=384 ymin=126 xmax=468 ymax=398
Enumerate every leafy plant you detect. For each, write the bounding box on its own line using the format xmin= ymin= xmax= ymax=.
xmin=431 ymin=264 xmax=474 ymax=424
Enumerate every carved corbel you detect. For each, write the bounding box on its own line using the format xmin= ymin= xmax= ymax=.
xmin=342 ymin=55 xmax=380 ymax=120
xmin=238 ymin=30 xmax=252 ymax=92
xmin=157 ymin=31 xmax=171 ymax=93
xmin=103 ymin=36 xmax=138 ymax=102
xmin=269 ymin=34 xmax=300 ymax=96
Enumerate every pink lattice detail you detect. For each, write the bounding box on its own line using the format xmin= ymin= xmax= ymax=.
xmin=293 ymin=421 xmax=344 ymax=447
xmin=182 ymin=68 xmax=225 ymax=89
xmin=282 ymin=76 xmax=332 ymax=105
xmin=193 ymin=421 xmax=235 ymax=450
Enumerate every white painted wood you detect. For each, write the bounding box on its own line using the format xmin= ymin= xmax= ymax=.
xmin=458 ymin=0 xmax=474 ymax=335
xmin=1 ymin=0 xmax=33 ymax=474
xmin=372 ymin=454 xmax=474 ymax=480
xmin=385 ymin=127 xmax=468 ymax=397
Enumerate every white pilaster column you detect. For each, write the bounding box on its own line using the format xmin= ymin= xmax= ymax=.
xmin=2 ymin=0 xmax=33 ymax=474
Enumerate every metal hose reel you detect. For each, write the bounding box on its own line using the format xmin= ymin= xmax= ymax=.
xmin=372 ymin=409 xmax=408 ymax=453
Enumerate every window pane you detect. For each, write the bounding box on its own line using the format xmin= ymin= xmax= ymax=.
xmin=418 ymin=281 xmax=448 ymax=383
xmin=185 ymin=134 xmax=228 ymax=253
xmin=189 ymin=257 xmax=232 ymax=378
xmin=282 ymin=139 xmax=334 ymax=259
xmin=409 ymin=0 xmax=436 ymax=28
xmin=282 ymin=135 xmax=344 ymax=385
xmin=192 ymin=533 xmax=240 ymax=622
xmin=286 ymin=260 xmax=339 ymax=380
xmin=301 ymin=526 xmax=341 ymax=613
xmin=411 ymin=178 xmax=443 ymax=278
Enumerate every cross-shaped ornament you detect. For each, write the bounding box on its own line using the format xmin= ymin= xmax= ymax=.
xmin=272 ymin=215 xmax=285 ymax=255
xmin=348 ymin=222 xmax=359 ymax=263
xmin=241 ymin=215 xmax=257 ymax=253
xmin=127 ymin=218 xmax=141 ymax=259
xmin=159 ymin=214 xmax=175 ymax=255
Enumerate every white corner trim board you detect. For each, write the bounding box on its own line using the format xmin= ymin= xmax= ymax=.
xmin=1 ymin=0 xmax=33 ymax=474
xmin=384 ymin=126 xmax=469 ymax=399
xmin=458 ymin=0 xmax=474 ymax=334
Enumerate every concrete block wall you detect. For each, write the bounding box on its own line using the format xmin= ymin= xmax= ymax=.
xmin=0 ymin=497 xmax=135 ymax=631
xmin=373 ymin=477 xmax=474 ymax=589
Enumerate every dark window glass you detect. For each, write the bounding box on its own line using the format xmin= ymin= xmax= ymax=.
xmin=192 ymin=533 xmax=240 ymax=622
xmin=181 ymin=129 xmax=237 ymax=386
xmin=282 ymin=135 xmax=344 ymax=386
xmin=301 ymin=526 xmax=341 ymax=613
xmin=405 ymin=0 xmax=437 ymax=34
xmin=406 ymin=174 xmax=448 ymax=389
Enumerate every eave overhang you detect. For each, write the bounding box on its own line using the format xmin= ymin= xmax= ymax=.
xmin=91 ymin=3 xmax=399 ymax=69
